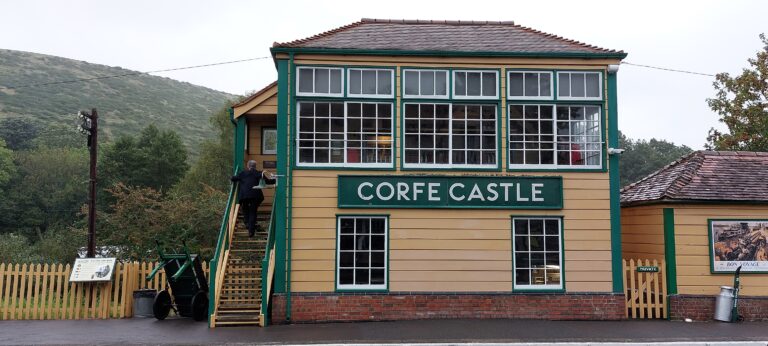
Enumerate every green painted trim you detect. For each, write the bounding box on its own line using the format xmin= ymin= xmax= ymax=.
xmin=707 ymin=218 xmax=768 ymax=274
xmin=510 ymin=215 xmax=566 ymax=292
xmin=273 ymin=59 xmax=289 ymax=295
xmin=334 ymin=214 xmax=390 ymax=293
xmin=234 ymin=116 xmax=246 ymax=170
xmin=285 ymin=52 xmax=296 ymax=321
xmin=607 ymin=71 xmax=623 ymax=293
xmin=622 ymin=199 xmax=768 ymax=208
xmin=271 ymin=47 xmax=628 ymax=59
xmin=664 ymin=208 xmax=678 ymax=294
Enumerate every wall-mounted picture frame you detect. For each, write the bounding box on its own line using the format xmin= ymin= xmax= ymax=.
xmin=709 ymin=219 xmax=768 ymax=273
xmin=262 ymin=127 xmax=277 ymax=155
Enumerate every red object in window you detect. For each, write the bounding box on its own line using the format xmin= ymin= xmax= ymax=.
xmin=347 ymin=148 xmax=360 ymax=163
xmin=571 ymin=144 xmax=582 ymax=164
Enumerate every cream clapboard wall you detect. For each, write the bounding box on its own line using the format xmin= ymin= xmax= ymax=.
xmin=284 ymin=54 xmax=620 ymax=293
xmin=673 ymin=205 xmax=768 ymax=296
xmin=620 ymin=206 xmax=665 ymax=261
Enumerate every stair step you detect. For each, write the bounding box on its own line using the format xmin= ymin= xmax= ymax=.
xmin=216 ymin=314 xmax=261 ymax=321
xmin=214 ymin=320 xmax=260 ymax=326
xmin=219 ymin=303 xmax=261 ymax=310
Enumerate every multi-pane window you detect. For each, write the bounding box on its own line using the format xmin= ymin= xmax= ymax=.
xmin=297 ymin=101 xmax=393 ymax=167
xmin=297 ymin=67 xmax=343 ymax=96
xmin=453 ymin=70 xmax=498 ymax=99
xmin=508 ymin=71 xmax=553 ymax=100
xmin=557 ymin=71 xmax=602 ymax=100
xmin=513 ymin=217 xmax=562 ymax=290
xmin=337 ymin=216 xmax=387 ymax=290
xmin=403 ymin=103 xmax=497 ymax=167
xmin=509 ymin=105 xmax=601 ymax=168
xmin=348 ymin=68 xmax=394 ymax=98
xmin=403 ymin=69 xmax=449 ymax=98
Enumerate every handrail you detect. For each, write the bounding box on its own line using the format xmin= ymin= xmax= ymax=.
xmin=208 ymin=172 xmax=239 ymax=327
xmin=259 ymin=192 xmax=279 ymax=326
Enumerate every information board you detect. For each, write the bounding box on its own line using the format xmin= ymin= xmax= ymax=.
xmin=69 ymin=258 xmax=117 ymax=282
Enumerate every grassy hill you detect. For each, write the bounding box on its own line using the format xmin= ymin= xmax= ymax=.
xmin=0 ymin=49 xmax=237 ymax=155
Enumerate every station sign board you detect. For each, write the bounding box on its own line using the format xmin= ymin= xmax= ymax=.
xmin=338 ymin=175 xmax=563 ymax=209
xmin=69 ymin=258 xmax=117 ymax=282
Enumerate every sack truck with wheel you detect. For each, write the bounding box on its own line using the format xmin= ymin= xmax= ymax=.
xmin=145 ymin=241 xmax=209 ymax=321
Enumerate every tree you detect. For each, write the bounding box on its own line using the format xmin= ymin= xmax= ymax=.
xmin=0 ymin=139 xmax=15 ymax=186
xmin=0 ymin=117 xmax=40 ymax=151
xmin=619 ymin=131 xmax=693 ymax=187
xmin=706 ymin=33 xmax=768 ymax=151
xmin=175 ymin=102 xmax=235 ymax=194
xmin=101 ymin=124 xmax=189 ymax=193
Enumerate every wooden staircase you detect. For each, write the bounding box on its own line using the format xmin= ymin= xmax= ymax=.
xmin=213 ymin=210 xmax=270 ymax=326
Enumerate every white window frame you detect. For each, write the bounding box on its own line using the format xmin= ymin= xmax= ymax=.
xmin=452 ymin=70 xmax=499 ymax=100
xmin=508 ymin=104 xmax=603 ymax=170
xmin=556 ymin=71 xmax=603 ymax=101
xmin=402 ymin=69 xmax=450 ymax=99
xmin=512 ymin=217 xmax=563 ymax=291
xmin=296 ymin=66 xmax=344 ymax=97
xmin=346 ymin=68 xmax=395 ymax=99
xmin=336 ymin=216 xmax=388 ymax=291
xmin=506 ymin=70 xmax=554 ymax=101
xmin=295 ymin=101 xmax=394 ymax=168
xmin=261 ymin=127 xmax=277 ymax=155
xmin=402 ymin=102 xmax=498 ymax=169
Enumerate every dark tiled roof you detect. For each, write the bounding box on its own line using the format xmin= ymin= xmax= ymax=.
xmin=273 ymin=18 xmax=625 ymax=56
xmin=232 ymin=81 xmax=277 ymax=108
xmin=621 ymin=151 xmax=768 ymax=206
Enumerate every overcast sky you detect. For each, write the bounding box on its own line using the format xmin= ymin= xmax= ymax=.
xmin=1 ymin=0 xmax=766 ymax=149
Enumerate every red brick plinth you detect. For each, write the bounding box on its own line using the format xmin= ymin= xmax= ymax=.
xmin=270 ymin=292 xmax=624 ymax=324
xmin=669 ymin=294 xmax=768 ymax=322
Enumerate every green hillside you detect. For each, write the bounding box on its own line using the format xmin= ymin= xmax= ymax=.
xmin=0 ymin=49 xmax=236 ymax=155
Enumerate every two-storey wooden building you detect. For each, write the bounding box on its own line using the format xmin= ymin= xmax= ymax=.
xmin=212 ymin=19 xmax=628 ymax=326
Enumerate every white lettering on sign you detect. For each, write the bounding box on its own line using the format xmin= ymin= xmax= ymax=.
xmin=500 ymin=183 xmax=514 ymax=201
xmin=397 ymin=182 xmax=410 ymax=201
xmin=358 ymin=182 xmax=374 ymax=201
xmin=413 ymin=182 xmax=425 ymax=201
xmin=376 ymin=182 xmax=395 ymax=200
xmin=428 ymin=183 xmax=440 ymax=201
xmin=516 ymin=184 xmax=529 ymax=202
xmin=449 ymin=183 xmax=465 ymax=201
xmin=486 ymin=183 xmax=499 ymax=201
xmin=467 ymin=184 xmax=485 ymax=201
xmin=532 ymin=183 xmax=544 ymax=202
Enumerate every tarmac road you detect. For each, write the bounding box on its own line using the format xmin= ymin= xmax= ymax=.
xmin=0 ymin=318 xmax=767 ymax=345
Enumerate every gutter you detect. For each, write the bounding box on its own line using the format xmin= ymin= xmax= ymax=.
xmin=270 ymin=47 xmax=628 ymax=60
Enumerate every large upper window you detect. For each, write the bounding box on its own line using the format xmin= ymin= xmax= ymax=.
xmin=404 ymin=103 xmax=497 ymax=168
xmin=507 ymin=71 xmax=553 ymax=100
xmin=509 ymin=104 xmax=601 ymax=168
xmin=347 ymin=68 xmax=394 ymax=98
xmin=297 ymin=101 xmax=393 ymax=167
xmin=403 ymin=69 xmax=449 ymax=98
xmin=557 ymin=71 xmax=602 ymax=100
xmin=297 ymin=67 xmax=343 ymax=97
xmin=337 ymin=216 xmax=388 ymax=290
xmin=453 ymin=70 xmax=498 ymax=99
xmin=513 ymin=217 xmax=563 ymax=290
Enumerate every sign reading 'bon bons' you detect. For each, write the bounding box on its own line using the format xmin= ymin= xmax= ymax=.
xmin=338 ymin=175 xmax=562 ymax=209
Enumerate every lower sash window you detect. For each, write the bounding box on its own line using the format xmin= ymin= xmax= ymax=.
xmin=336 ymin=216 xmax=388 ymax=290
xmin=512 ymin=217 xmax=563 ymax=290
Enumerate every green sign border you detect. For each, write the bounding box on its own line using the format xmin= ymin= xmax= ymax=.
xmin=337 ymin=175 xmax=563 ymax=209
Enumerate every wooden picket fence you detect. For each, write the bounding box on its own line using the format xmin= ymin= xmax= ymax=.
xmin=0 ymin=261 xmax=208 ymax=320
xmin=622 ymin=259 xmax=667 ymax=319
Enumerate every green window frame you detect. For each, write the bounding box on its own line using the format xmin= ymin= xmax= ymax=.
xmin=512 ymin=216 xmax=564 ymax=291
xmin=336 ymin=215 xmax=389 ymax=291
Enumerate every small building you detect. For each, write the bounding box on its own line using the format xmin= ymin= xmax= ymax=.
xmin=621 ymin=151 xmax=768 ymax=321
xmin=214 ymin=18 xmax=629 ymax=326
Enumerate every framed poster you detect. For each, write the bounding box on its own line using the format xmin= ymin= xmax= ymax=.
xmin=262 ymin=127 xmax=277 ymax=155
xmin=709 ymin=219 xmax=768 ymax=273
xmin=69 ymin=258 xmax=117 ymax=282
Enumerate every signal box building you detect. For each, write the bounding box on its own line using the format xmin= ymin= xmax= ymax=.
xmin=621 ymin=151 xmax=768 ymax=321
xmin=214 ymin=19 xmax=629 ymax=325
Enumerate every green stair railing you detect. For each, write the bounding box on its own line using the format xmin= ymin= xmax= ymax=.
xmin=208 ymin=167 xmax=240 ymax=327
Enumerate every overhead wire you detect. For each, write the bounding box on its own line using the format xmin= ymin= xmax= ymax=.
xmin=0 ymin=56 xmax=271 ymax=90
xmin=621 ymin=61 xmax=716 ymax=77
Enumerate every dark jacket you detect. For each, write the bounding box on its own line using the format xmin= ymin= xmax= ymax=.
xmin=231 ymin=169 xmax=275 ymax=202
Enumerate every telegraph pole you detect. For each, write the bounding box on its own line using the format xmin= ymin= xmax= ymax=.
xmin=77 ymin=109 xmax=98 ymax=258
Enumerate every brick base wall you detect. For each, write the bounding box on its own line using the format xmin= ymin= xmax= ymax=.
xmin=670 ymin=294 xmax=768 ymax=322
xmin=270 ymin=292 xmax=624 ymax=324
